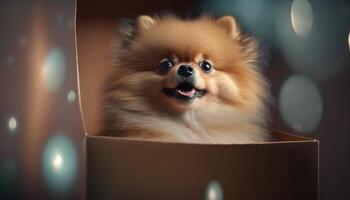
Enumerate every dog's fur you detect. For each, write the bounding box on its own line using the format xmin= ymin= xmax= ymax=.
xmin=102 ymin=15 xmax=270 ymax=144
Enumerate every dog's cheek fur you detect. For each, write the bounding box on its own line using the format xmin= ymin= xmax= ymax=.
xmin=105 ymin=71 xmax=163 ymax=112
xmin=212 ymin=71 xmax=241 ymax=104
xmin=233 ymin=67 xmax=268 ymax=112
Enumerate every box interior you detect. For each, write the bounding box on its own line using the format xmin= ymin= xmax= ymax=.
xmin=75 ymin=0 xmax=316 ymax=143
xmin=76 ymin=2 xmax=319 ymax=199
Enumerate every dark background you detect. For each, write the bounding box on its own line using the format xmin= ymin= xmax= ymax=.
xmin=0 ymin=0 xmax=349 ymax=199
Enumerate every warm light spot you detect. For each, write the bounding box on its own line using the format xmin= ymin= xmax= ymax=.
xmin=42 ymin=48 xmax=66 ymax=91
xmin=291 ymin=0 xmax=313 ymax=37
xmin=208 ymin=187 xmax=218 ymax=200
xmin=67 ymin=90 xmax=76 ymax=103
xmin=8 ymin=116 xmax=17 ymax=133
xmin=43 ymin=133 xmax=78 ymax=193
xmin=52 ymin=153 xmax=63 ymax=171
xmin=206 ymin=180 xmax=223 ymax=200
xmin=348 ymin=32 xmax=350 ymax=52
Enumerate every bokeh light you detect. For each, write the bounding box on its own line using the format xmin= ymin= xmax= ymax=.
xmin=7 ymin=115 xmax=18 ymax=134
xmin=42 ymin=133 xmax=78 ymax=193
xmin=278 ymin=75 xmax=323 ymax=133
xmin=0 ymin=158 xmax=17 ymax=198
xmin=291 ymin=0 xmax=313 ymax=37
xmin=348 ymin=32 xmax=350 ymax=52
xmin=6 ymin=56 xmax=14 ymax=66
xmin=18 ymin=36 xmax=28 ymax=47
xmin=67 ymin=90 xmax=76 ymax=103
xmin=56 ymin=14 xmax=64 ymax=24
xmin=205 ymin=180 xmax=223 ymax=200
xmin=52 ymin=153 xmax=63 ymax=171
xmin=42 ymin=48 xmax=66 ymax=92
xmin=276 ymin=1 xmax=347 ymax=81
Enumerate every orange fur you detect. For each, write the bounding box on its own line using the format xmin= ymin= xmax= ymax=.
xmin=102 ymin=15 xmax=270 ymax=144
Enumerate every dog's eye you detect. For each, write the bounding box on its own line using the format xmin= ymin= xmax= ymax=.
xmin=159 ymin=59 xmax=173 ymax=73
xmin=200 ymin=60 xmax=213 ymax=73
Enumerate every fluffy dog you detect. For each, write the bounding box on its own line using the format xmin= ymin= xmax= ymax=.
xmin=102 ymin=15 xmax=270 ymax=143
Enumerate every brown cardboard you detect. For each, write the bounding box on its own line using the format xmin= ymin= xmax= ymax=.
xmin=75 ymin=0 xmax=319 ymax=199
xmin=86 ymin=134 xmax=318 ymax=200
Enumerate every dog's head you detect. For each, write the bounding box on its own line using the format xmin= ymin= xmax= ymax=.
xmin=106 ymin=15 xmax=268 ymax=117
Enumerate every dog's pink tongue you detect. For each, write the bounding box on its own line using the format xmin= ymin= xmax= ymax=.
xmin=177 ymin=89 xmax=196 ymax=96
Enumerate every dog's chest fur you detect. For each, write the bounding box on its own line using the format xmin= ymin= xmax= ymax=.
xmin=111 ymin=101 xmax=266 ymax=144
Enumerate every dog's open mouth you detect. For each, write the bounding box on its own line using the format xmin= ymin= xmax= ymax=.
xmin=162 ymin=82 xmax=207 ymax=101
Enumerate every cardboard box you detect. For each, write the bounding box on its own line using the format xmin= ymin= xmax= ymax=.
xmin=75 ymin=0 xmax=319 ymax=199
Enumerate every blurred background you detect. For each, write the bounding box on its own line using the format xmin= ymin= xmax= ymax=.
xmin=0 ymin=0 xmax=349 ymax=199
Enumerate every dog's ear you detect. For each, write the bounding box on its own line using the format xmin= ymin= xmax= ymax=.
xmin=216 ymin=16 xmax=240 ymax=39
xmin=216 ymin=16 xmax=259 ymax=65
xmin=137 ymin=15 xmax=156 ymax=33
xmin=118 ymin=15 xmax=156 ymax=47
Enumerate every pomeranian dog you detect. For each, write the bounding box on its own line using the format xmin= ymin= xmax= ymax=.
xmin=102 ymin=15 xmax=270 ymax=144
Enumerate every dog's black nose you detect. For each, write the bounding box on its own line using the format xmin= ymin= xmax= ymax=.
xmin=177 ymin=64 xmax=194 ymax=77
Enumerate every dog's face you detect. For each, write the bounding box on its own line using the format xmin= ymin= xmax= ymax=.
xmin=108 ymin=15 xmax=266 ymax=116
